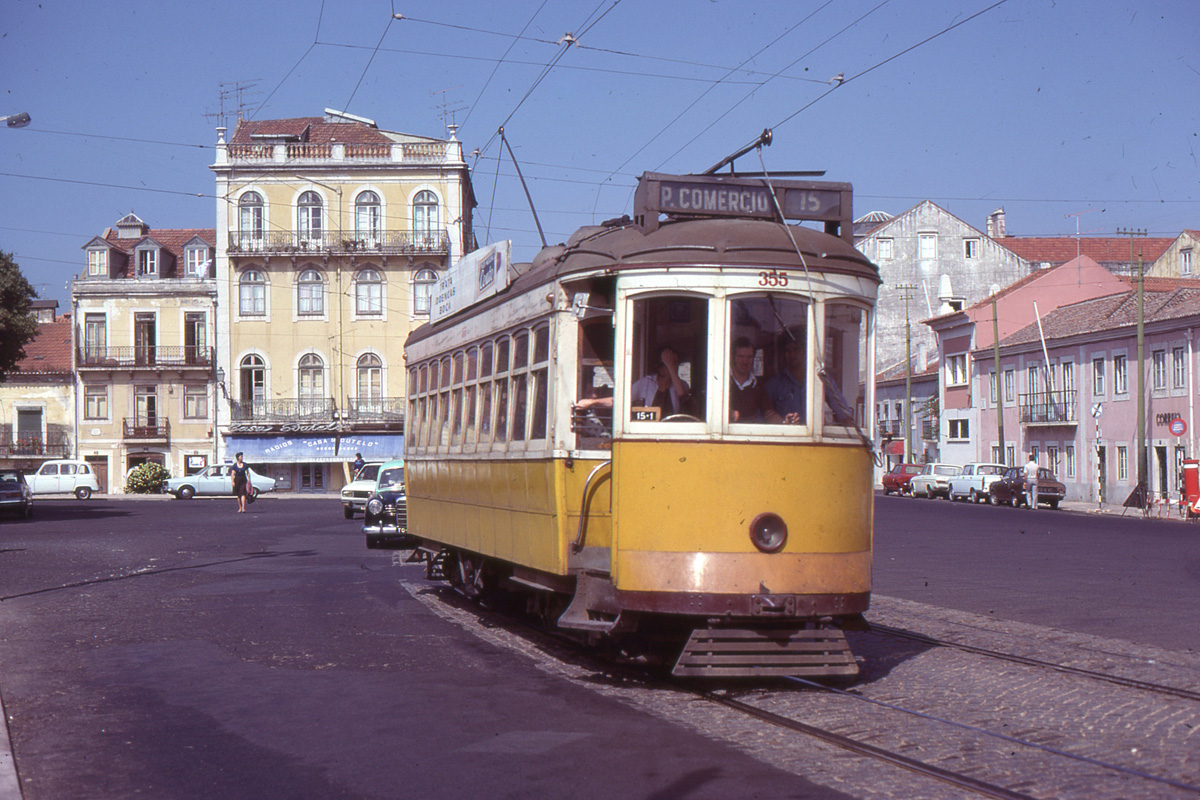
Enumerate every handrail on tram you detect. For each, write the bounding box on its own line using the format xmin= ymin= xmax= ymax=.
xmin=572 ymin=459 xmax=612 ymax=553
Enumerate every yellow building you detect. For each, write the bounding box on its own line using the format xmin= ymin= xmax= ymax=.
xmin=0 ymin=309 xmax=74 ymax=477
xmin=74 ymin=214 xmax=218 ymax=492
xmin=211 ymin=109 xmax=475 ymax=491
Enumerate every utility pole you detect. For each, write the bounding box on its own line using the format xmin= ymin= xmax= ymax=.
xmin=992 ymin=293 xmax=1006 ymax=463
xmin=1118 ymin=227 xmax=1148 ymax=504
xmin=896 ymin=284 xmax=917 ymax=463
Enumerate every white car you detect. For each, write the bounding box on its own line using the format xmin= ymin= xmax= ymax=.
xmin=341 ymin=462 xmax=383 ymax=519
xmin=907 ymin=463 xmax=962 ymax=499
xmin=162 ymin=463 xmax=277 ymax=500
xmin=948 ymin=462 xmax=1008 ymax=503
xmin=27 ymin=459 xmax=101 ymax=500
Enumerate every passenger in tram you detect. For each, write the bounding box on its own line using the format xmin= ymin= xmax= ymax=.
xmin=767 ymin=336 xmax=807 ymax=424
xmin=630 ymin=345 xmax=692 ymax=417
xmin=729 ymin=337 xmax=781 ymax=423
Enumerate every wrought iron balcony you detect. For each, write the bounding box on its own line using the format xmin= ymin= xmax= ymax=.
xmin=0 ymin=435 xmax=71 ymax=459
xmin=1019 ymin=389 xmax=1078 ymax=425
xmin=227 ymin=229 xmax=450 ymax=258
xmin=921 ymin=419 xmax=938 ymax=440
xmin=877 ymin=420 xmax=901 ymax=437
xmin=78 ymin=346 xmax=214 ymax=369
xmin=123 ymin=418 xmax=171 ymax=441
xmin=229 ymin=397 xmax=336 ymax=423
xmin=343 ymin=397 xmax=405 ymax=422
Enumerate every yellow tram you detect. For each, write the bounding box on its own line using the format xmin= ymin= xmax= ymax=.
xmin=401 ymin=172 xmax=879 ymax=677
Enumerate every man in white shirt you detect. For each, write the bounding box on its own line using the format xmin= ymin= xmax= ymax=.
xmin=1023 ymin=454 xmax=1040 ymax=509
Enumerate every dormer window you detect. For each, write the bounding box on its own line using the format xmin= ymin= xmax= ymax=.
xmin=137 ymin=249 xmax=158 ymax=277
xmin=87 ymin=249 xmax=108 ymax=277
xmin=186 ymin=247 xmax=210 ymax=278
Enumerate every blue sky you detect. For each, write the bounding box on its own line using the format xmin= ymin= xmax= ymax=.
xmin=2 ymin=0 xmax=1197 ymax=306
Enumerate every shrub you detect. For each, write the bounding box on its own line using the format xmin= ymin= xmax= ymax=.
xmin=125 ymin=462 xmax=170 ymax=494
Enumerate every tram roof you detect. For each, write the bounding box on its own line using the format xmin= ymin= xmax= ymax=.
xmin=408 ymin=217 xmax=879 ymax=345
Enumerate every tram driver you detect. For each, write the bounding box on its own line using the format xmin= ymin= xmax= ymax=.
xmin=631 ymin=345 xmax=692 ymax=419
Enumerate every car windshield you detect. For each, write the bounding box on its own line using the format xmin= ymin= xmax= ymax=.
xmin=934 ymin=465 xmax=959 ymax=476
xmin=356 ymin=464 xmax=380 ymax=482
xmin=979 ymin=465 xmax=1004 ymax=475
xmin=379 ymin=467 xmax=404 ymax=489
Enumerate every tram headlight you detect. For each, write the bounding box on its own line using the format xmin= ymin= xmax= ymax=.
xmin=366 ymin=497 xmax=383 ymax=516
xmin=749 ymin=513 xmax=787 ymax=553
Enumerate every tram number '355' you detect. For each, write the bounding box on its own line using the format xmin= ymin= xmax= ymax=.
xmin=758 ymin=269 xmax=790 ymax=287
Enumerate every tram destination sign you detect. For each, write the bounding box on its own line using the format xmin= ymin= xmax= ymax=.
xmin=634 ymin=172 xmax=852 ymax=238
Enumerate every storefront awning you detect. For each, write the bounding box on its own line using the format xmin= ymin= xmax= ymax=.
xmin=227 ymin=433 xmax=405 ymax=464
xmin=884 ymin=440 xmax=905 ymax=456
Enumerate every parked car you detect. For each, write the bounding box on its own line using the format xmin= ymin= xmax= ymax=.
xmin=908 ymin=463 xmax=962 ymax=499
xmin=362 ymin=459 xmax=411 ymax=549
xmin=162 ymin=463 xmax=277 ymax=500
xmin=26 ymin=459 xmax=100 ymax=500
xmin=340 ymin=461 xmax=384 ymax=519
xmin=948 ymin=462 xmax=1008 ymax=503
xmin=882 ymin=463 xmax=922 ymax=495
xmin=0 ymin=470 xmax=34 ymax=519
xmin=989 ymin=466 xmax=1066 ymax=509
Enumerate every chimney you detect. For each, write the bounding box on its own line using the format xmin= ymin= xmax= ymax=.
xmin=986 ymin=207 xmax=1006 ymax=239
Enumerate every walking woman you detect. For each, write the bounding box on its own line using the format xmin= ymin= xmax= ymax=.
xmin=231 ymin=451 xmax=252 ymax=513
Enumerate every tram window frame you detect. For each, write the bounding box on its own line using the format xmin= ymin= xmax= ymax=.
xmin=511 ymin=330 xmax=530 ymax=443
xmin=493 ymin=334 xmax=511 ymax=444
xmin=408 ymin=366 xmax=421 ymax=452
xmin=479 ymin=341 xmax=495 ymax=446
xmin=439 ymin=356 xmax=452 ymax=448
xmin=725 ymin=292 xmax=812 ymax=433
xmin=530 ymin=324 xmax=550 ymax=441
xmin=623 ymin=291 xmax=710 ymax=432
xmin=822 ymin=299 xmax=871 ymax=432
xmin=450 ymin=351 xmax=465 ymax=446
xmin=464 ymin=346 xmax=479 ymax=448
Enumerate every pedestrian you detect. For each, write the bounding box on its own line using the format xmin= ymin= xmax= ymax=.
xmin=231 ymin=451 xmax=252 ymax=513
xmin=1023 ymin=452 xmax=1039 ymax=509
xmin=351 ymin=452 xmax=365 ymax=477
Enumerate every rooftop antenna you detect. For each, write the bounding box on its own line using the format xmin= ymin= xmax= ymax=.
xmin=1065 ymin=208 xmax=1104 ymax=284
xmin=431 ymin=85 xmax=466 ymax=136
xmin=204 ymin=80 xmax=261 ymax=129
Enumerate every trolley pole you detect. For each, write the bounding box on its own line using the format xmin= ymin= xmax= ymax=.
xmin=1118 ymin=227 xmax=1148 ymax=501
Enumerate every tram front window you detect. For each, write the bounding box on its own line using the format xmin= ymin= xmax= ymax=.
xmin=628 ymin=296 xmax=707 ymax=422
xmin=823 ymin=302 xmax=868 ymax=427
xmin=727 ymin=295 xmax=809 ymax=426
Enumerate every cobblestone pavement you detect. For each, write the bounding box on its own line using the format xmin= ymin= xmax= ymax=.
xmin=408 ymin=583 xmax=1200 ymax=800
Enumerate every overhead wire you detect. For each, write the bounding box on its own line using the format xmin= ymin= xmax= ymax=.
xmin=458 ymin=0 xmax=552 ymax=134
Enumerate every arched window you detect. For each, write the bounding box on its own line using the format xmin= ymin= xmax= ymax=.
xmin=355 ymin=268 xmax=383 ymax=316
xmin=239 ymin=354 xmax=266 ymax=416
xmin=297 ymin=269 xmax=324 ymax=315
xmin=357 ymin=353 xmax=383 ymax=410
xmin=238 ymin=192 xmax=264 ymax=247
xmin=298 ymin=191 xmax=323 ymax=244
xmin=239 ymin=270 xmax=266 ymax=316
xmin=298 ymin=353 xmax=325 ymax=413
xmin=413 ymin=267 xmax=437 ymax=315
xmin=412 ymin=190 xmax=439 ymax=240
xmin=355 ymin=191 xmax=381 ymax=244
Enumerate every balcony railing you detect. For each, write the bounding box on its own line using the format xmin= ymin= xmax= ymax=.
xmin=123 ymin=418 xmax=171 ymax=441
xmin=227 ymin=229 xmax=450 ymax=258
xmin=78 ymin=346 xmax=214 ymax=369
xmin=343 ymin=397 xmax=405 ymax=422
xmin=0 ymin=436 xmax=71 ymax=459
xmin=1019 ymin=389 xmax=1078 ymax=425
xmin=226 ymin=141 xmax=449 ymax=164
xmin=921 ymin=419 xmax=938 ymax=440
xmin=877 ymin=420 xmax=901 ymax=437
xmin=230 ymin=397 xmax=336 ymax=423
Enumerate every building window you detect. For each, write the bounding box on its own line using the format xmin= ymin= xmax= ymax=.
xmin=1173 ymin=346 xmax=1187 ymax=389
xmin=1061 ymin=361 xmax=1075 ymax=390
xmin=1027 ymin=364 xmax=1040 ymax=394
xmin=297 ymin=269 xmax=324 ymax=316
xmin=1114 ymin=354 xmax=1128 ymax=395
xmin=298 ymin=353 xmax=325 ymax=406
xmin=992 ymin=445 xmax=1004 ymax=464
xmin=1006 ymin=445 xmax=1015 ymax=465
xmin=183 ymin=385 xmax=207 ymax=419
xmin=240 ymin=354 xmax=266 ymax=407
xmin=84 ymin=385 xmax=108 ymax=420
xmin=946 ymin=354 xmax=968 ymax=387
xmin=1092 ymin=357 xmax=1105 ymax=396
xmin=877 ymin=238 xmax=893 ymax=260
xmin=1152 ymin=349 xmax=1167 ymax=391
xmin=1183 ymin=248 xmax=1193 ymax=276
xmin=948 ymin=419 xmax=969 ymax=440
xmin=355 ymin=191 xmax=381 ymax=244
xmin=1066 ymin=445 xmax=1076 ymax=479
xmin=134 ymin=386 xmax=158 ymax=428
xmin=355 ymin=269 xmax=383 ymax=315
xmin=239 ymin=192 xmax=265 ymax=245
xmin=298 ymin=191 xmax=323 ymax=244
xmin=963 ymin=238 xmax=979 ymax=259
xmin=186 ymin=247 xmax=210 ymax=277
xmin=413 ymin=267 xmax=437 ymax=315
xmin=87 ymin=249 xmax=108 ymax=277
xmin=918 ymin=233 xmax=937 ymax=260
xmin=1047 ymin=445 xmax=1059 ymax=473
xmin=83 ymin=314 xmax=107 ymax=361
xmin=412 ymin=190 xmax=440 ymax=241
xmin=1117 ymin=445 xmax=1128 ymax=481
xmin=239 ymin=270 xmax=266 ymax=316
xmin=357 ymin=353 xmax=383 ymax=404
xmin=1003 ymin=369 xmax=1015 ymax=403
xmin=137 ymin=249 xmax=157 ymax=277
xmin=989 ymin=371 xmax=997 ymax=404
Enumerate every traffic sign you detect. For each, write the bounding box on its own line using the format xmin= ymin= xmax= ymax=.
xmin=1170 ymin=418 xmax=1187 ymax=436
xmin=1091 ymin=403 xmax=1103 ymax=419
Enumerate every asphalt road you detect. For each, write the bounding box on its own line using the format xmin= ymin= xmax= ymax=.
xmin=1 ymin=492 xmax=1197 ymax=799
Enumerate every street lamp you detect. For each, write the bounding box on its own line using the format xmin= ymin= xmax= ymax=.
xmin=2 ymin=112 xmax=31 ymax=129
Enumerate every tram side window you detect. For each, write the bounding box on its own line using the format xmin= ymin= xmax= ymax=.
xmin=573 ymin=318 xmax=615 ymax=443
xmin=424 ymin=361 xmax=438 ymax=449
xmin=494 ymin=336 xmax=510 ymax=443
xmin=451 ymin=351 xmax=464 ymax=446
xmin=530 ymin=326 xmax=550 ymax=440
xmin=479 ymin=341 xmax=494 ymax=445
xmin=464 ymin=347 xmax=479 ymax=446
xmin=823 ymin=302 xmax=868 ymax=427
xmin=439 ymin=356 xmax=452 ymax=446
xmin=727 ymin=295 xmax=810 ymax=426
xmin=408 ymin=366 xmax=422 ymax=452
xmin=629 ymin=296 xmax=707 ymax=421
xmin=511 ymin=330 xmax=529 ymax=441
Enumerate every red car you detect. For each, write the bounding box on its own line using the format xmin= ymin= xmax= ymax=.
xmin=882 ymin=463 xmax=922 ymax=495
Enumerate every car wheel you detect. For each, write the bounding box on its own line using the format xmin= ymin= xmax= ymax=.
xmin=344 ymin=506 xmax=355 ymax=519
xmin=1049 ymin=499 xmax=1059 ymax=509
xmin=990 ymin=493 xmax=1002 ymax=506
xmin=883 ymin=486 xmax=892 ymax=496
xmin=926 ymin=486 xmax=935 ymax=499
xmin=75 ymin=486 xmax=91 ymax=500
xmin=969 ymin=489 xmax=979 ymax=503
xmin=178 ymin=485 xmax=195 ymax=500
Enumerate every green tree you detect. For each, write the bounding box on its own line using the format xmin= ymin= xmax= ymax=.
xmin=0 ymin=251 xmax=38 ymax=380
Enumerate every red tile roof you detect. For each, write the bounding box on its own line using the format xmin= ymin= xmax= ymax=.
xmin=103 ymin=228 xmax=214 ymax=256
xmin=998 ymin=287 xmax=1200 ymax=349
xmin=231 ymin=116 xmax=393 ymax=146
xmin=997 ymin=236 xmax=1173 ymax=266
xmin=11 ymin=316 xmax=73 ymax=376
